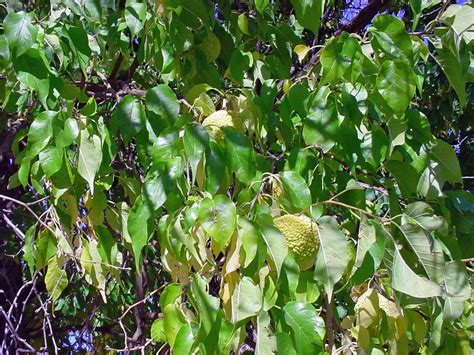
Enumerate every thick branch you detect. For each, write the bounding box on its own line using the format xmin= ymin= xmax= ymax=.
xmin=335 ymin=0 xmax=388 ymax=36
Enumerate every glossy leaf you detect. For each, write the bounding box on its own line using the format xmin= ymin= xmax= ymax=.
xmin=290 ymin=0 xmax=324 ymax=34
xmin=78 ymin=130 xmax=103 ymax=195
xmin=283 ymin=302 xmax=325 ymax=354
xmin=314 ymin=216 xmax=350 ymax=301
xmin=231 ymin=276 xmax=262 ymax=323
xmin=376 ymin=59 xmax=416 ymax=114
xmin=4 ymin=12 xmax=37 ymax=56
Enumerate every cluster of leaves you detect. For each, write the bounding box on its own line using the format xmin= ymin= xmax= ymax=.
xmin=0 ymin=0 xmax=472 ymax=353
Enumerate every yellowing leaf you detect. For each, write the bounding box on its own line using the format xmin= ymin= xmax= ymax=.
xmin=45 ymin=255 xmax=68 ymax=303
xmin=294 ymin=44 xmax=311 ymax=62
xmin=354 ymin=289 xmax=380 ymax=329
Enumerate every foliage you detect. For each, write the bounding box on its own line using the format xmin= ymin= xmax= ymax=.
xmin=0 ymin=0 xmax=472 ymax=353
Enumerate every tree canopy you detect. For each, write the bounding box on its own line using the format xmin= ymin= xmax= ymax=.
xmin=0 ymin=0 xmax=473 ymax=353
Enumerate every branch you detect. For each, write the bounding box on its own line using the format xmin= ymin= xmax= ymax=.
xmin=108 ymin=53 xmax=124 ymax=81
xmin=324 ymin=296 xmax=335 ymax=353
xmin=1 ymin=213 xmax=25 ymax=241
xmin=298 ymin=0 xmax=388 ymax=77
xmin=105 ymin=338 xmax=153 ymax=352
xmin=334 ymin=0 xmax=387 ymax=36
xmin=0 ymin=194 xmax=54 ymax=234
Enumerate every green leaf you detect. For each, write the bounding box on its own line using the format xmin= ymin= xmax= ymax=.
xmin=416 ymin=161 xmax=445 ymax=198
xmin=288 ymin=84 xmax=310 ymax=117
xmin=167 ymin=0 xmax=210 ymax=27
xmin=283 ymin=302 xmax=325 ymax=354
xmin=391 ymin=247 xmax=443 ymax=298
xmin=370 ymin=15 xmax=413 ymax=62
xmin=45 ymin=256 xmax=68 ymax=302
xmin=303 ymin=91 xmax=339 ymax=152
xmin=320 ymin=33 xmax=360 ymax=83
xmin=296 ymin=271 xmax=320 ymax=303
xmin=163 ymin=303 xmax=186 ymax=347
xmin=112 ymin=95 xmax=146 ymax=145
xmin=142 ymin=170 xmax=168 ymax=211
xmin=125 ymin=2 xmax=147 ymax=37
xmin=278 ymin=171 xmax=312 ymax=212
xmin=35 ymin=230 xmax=57 ymax=271
xmin=355 ymin=218 xmax=377 ymax=269
xmin=39 ymin=146 xmax=63 ymax=178
xmin=386 ymin=160 xmax=419 ymax=198
xmin=173 ymin=323 xmax=198 ymax=353
xmin=83 ymin=239 xmax=107 ymax=299
xmin=204 ymin=141 xmax=226 ymax=195
xmin=239 ymin=218 xmax=259 ymax=268
xmin=14 ymin=48 xmax=50 ymax=107
xmin=151 ymin=319 xmax=166 ymax=343
xmin=427 ymin=304 xmax=444 ymax=353
xmin=222 ymin=127 xmax=256 ymax=184
xmin=314 ymin=216 xmax=350 ymax=301
xmin=23 ymin=225 xmax=36 ymax=275
xmin=198 ymin=195 xmax=236 ymax=252
xmin=255 ymin=0 xmax=270 ymax=14
xmin=430 ymin=139 xmax=462 ymax=183
xmin=127 ymin=197 xmax=154 ymax=271
xmin=160 ymin=283 xmax=182 ymax=307
xmin=170 ymin=217 xmax=202 ymax=264
xmin=59 ymin=118 xmax=80 ymax=147
xmin=80 ymin=97 xmax=97 ymax=117
xmin=65 ymin=25 xmax=91 ymax=76
xmin=78 ymin=130 xmax=103 ymax=195
xmin=442 ymin=4 xmax=474 ymax=43
xmin=261 ymin=225 xmax=288 ymax=278
xmin=398 ymin=224 xmax=445 ymax=283
xmin=255 ymin=311 xmax=277 ymax=355
xmin=95 ymin=226 xmax=117 ymax=266
xmin=290 ymin=0 xmax=324 ymax=34
xmin=3 ymin=12 xmax=37 ymax=57
xmin=376 ymin=59 xmax=416 ymax=114
xmin=188 ymin=274 xmax=222 ymax=352
xmin=238 ymin=13 xmax=250 ymax=35
xmin=28 ymin=111 xmax=55 ymax=157
xmin=231 ymin=276 xmax=262 ymax=323
xmin=443 ymin=261 xmax=470 ymax=320
xmin=402 ymin=202 xmax=446 ymax=232
xmin=276 ymin=332 xmax=297 ymax=354
xmin=184 ymin=123 xmax=209 ymax=184
xmin=281 ymin=254 xmax=299 ymax=300
xmin=146 ymin=84 xmax=180 ymax=124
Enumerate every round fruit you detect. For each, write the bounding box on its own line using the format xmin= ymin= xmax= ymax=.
xmin=202 ymin=110 xmax=245 ymax=140
xmin=273 ymin=214 xmax=319 ymax=271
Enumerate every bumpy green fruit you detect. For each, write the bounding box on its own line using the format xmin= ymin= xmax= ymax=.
xmin=202 ymin=110 xmax=245 ymax=140
xmin=198 ymin=32 xmax=221 ymax=63
xmin=273 ymin=214 xmax=319 ymax=271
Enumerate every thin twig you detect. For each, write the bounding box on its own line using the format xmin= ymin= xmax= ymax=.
xmin=118 ymin=286 xmax=164 ymax=321
xmin=1 ymin=213 xmax=25 ymax=240
xmin=66 ymin=253 xmax=131 ymax=271
xmin=0 ymin=194 xmax=55 ymax=234
xmin=309 ymin=199 xmax=388 ymax=222
xmin=105 ymin=338 xmax=153 ymax=352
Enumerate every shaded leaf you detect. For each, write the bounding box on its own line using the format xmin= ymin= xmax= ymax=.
xmin=314 ymin=216 xmax=350 ymax=301
xmin=284 ymin=302 xmax=325 ymax=354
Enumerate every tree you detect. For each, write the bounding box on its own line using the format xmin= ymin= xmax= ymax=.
xmin=0 ymin=0 xmax=472 ymax=353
